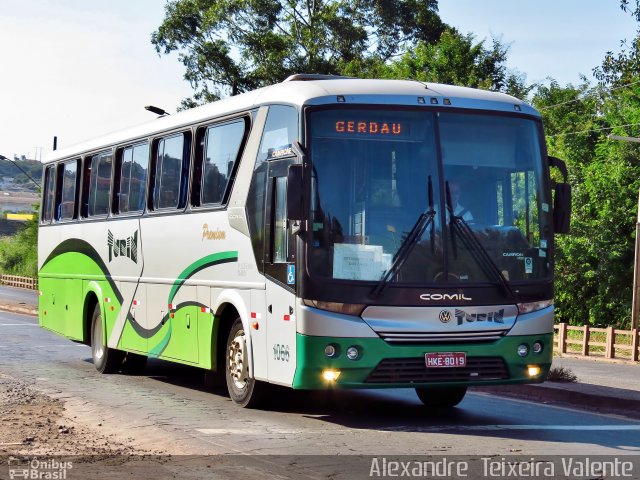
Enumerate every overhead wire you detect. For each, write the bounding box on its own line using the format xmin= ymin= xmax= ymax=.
xmin=547 ymin=122 xmax=640 ymax=138
xmin=538 ymin=78 xmax=640 ymax=111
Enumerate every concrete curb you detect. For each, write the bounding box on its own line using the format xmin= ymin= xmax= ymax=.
xmin=0 ymin=303 xmax=38 ymax=316
xmin=476 ymin=384 xmax=640 ymax=419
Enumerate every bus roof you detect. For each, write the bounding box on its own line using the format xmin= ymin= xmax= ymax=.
xmin=44 ymin=76 xmax=539 ymax=164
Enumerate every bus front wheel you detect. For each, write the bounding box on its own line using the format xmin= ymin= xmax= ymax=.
xmin=225 ymin=318 xmax=268 ymax=408
xmin=90 ymin=304 xmax=124 ymax=374
xmin=415 ymin=386 xmax=467 ymax=408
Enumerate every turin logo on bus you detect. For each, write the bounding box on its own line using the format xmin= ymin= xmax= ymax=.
xmin=107 ymin=230 xmax=138 ymax=263
xmin=454 ymin=308 xmax=505 ymax=326
xmin=335 ymin=121 xmax=402 ymax=135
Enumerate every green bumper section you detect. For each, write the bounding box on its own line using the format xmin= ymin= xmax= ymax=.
xmin=292 ymin=332 xmax=553 ymax=390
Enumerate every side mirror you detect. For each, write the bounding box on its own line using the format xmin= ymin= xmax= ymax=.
xmin=549 ymin=156 xmax=571 ymax=234
xmin=287 ymin=164 xmax=304 ymax=221
xmin=553 ymin=182 xmax=571 ymax=234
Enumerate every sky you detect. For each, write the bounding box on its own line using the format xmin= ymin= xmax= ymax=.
xmin=0 ymin=0 xmax=637 ymax=161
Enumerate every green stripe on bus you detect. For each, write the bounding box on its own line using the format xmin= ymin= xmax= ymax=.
xmin=167 ymin=251 xmax=239 ymax=305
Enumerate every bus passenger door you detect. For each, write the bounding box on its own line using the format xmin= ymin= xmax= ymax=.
xmin=264 ymin=159 xmax=298 ymax=386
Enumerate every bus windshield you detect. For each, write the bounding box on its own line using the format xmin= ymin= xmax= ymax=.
xmin=307 ymin=107 xmax=551 ymax=286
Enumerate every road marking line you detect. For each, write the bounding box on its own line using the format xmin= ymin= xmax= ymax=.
xmin=378 ymin=425 xmax=640 ymax=432
xmin=0 ymin=323 xmax=39 ymax=326
xmin=196 ymin=425 xmax=640 ymax=436
xmin=197 ymin=428 xmax=307 ymax=435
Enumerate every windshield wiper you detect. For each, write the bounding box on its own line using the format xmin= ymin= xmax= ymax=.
xmin=445 ymin=182 xmax=515 ymax=300
xmin=371 ymin=176 xmax=436 ymax=298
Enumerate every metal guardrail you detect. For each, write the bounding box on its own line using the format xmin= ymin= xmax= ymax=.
xmin=555 ymin=323 xmax=640 ymax=363
xmin=0 ymin=274 xmax=38 ymax=290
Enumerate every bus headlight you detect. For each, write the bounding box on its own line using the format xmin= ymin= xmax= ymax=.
xmin=517 ymin=344 xmax=529 ymax=357
xmin=527 ymin=365 xmax=542 ymax=377
xmin=324 ymin=344 xmax=338 ymax=358
xmin=532 ymin=341 xmax=544 ymax=354
xmin=346 ymin=346 xmax=360 ymax=360
xmin=322 ymin=369 xmax=341 ymax=382
xmin=302 ymin=299 xmax=365 ymax=316
xmin=517 ymin=299 xmax=553 ymax=315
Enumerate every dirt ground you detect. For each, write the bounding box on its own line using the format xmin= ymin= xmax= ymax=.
xmin=0 ymin=374 xmax=141 ymax=457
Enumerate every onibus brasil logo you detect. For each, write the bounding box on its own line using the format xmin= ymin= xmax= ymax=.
xmin=107 ymin=230 xmax=138 ymax=263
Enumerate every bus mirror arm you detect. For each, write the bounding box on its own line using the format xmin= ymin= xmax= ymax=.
xmin=548 ymin=156 xmax=571 ymax=234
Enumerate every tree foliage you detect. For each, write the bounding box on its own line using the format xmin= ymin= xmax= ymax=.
xmin=534 ymin=80 xmax=640 ymax=328
xmin=152 ymin=0 xmax=445 ymax=107
xmin=378 ymin=28 xmax=530 ymax=97
xmin=152 ymin=0 xmax=527 ymax=107
xmin=0 ymin=214 xmax=38 ymax=277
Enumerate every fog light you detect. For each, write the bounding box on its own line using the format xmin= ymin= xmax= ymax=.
xmin=532 ymin=341 xmax=543 ymax=354
xmin=324 ymin=345 xmax=337 ymax=358
xmin=527 ymin=365 xmax=542 ymax=377
xmin=346 ymin=346 xmax=360 ymax=360
xmin=322 ymin=369 xmax=341 ymax=382
xmin=517 ymin=344 xmax=529 ymax=357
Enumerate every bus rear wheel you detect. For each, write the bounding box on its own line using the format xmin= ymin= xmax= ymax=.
xmin=90 ymin=304 xmax=124 ymax=374
xmin=225 ymin=318 xmax=268 ymax=408
xmin=415 ymin=386 xmax=467 ymax=408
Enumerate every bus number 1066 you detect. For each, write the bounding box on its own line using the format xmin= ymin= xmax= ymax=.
xmin=273 ymin=344 xmax=290 ymax=362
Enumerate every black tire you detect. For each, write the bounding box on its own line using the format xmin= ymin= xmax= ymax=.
xmin=121 ymin=352 xmax=147 ymax=375
xmin=415 ymin=386 xmax=467 ymax=408
xmin=90 ymin=304 xmax=124 ymax=374
xmin=225 ymin=318 xmax=268 ymax=408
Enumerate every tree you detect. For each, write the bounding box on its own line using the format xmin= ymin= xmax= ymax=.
xmin=594 ymin=0 xmax=640 ymax=85
xmin=0 ymin=212 xmax=38 ymax=277
xmin=152 ymin=0 xmax=446 ymax=107
xmin=378 ymin=28 xmax=530 ymax=97
xmin=533 ymin=75 xmax=640 ymax=328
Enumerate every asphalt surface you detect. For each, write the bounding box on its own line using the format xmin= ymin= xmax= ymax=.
xmin=1 ymin=284 xmax=638 ymax=420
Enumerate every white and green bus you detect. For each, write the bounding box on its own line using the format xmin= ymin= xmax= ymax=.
xmin=38 ymin=75 xmax=570 ymax=408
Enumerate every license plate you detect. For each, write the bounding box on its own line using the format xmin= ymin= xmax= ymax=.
xmin=425 ymin=352 xmax=466 ymax=368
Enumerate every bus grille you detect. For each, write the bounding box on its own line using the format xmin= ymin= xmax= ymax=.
xmin=378 ymin=330 xmax=506 ymax=344
xmin=365 ymin=357 xmax=509 ymax=384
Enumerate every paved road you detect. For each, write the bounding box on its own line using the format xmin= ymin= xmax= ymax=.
xmin=1 ymin=310 xmax=640 ymax=461
xmin=0 ymin=284 xmax=38 ymax=305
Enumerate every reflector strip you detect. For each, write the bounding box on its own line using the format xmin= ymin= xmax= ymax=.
xmin=201 ymin=307 xmax=211 ymax=313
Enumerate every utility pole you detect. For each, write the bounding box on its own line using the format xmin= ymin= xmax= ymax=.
xmin=633 ymin=190 xmax=640 ymax=330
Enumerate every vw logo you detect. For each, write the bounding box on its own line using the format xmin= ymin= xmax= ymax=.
xmin=439 ymin=310 xmax=452 ymax=323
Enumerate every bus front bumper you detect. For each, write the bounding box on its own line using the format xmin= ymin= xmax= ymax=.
xmin=292 ymin=333 xmax=553 ymax=390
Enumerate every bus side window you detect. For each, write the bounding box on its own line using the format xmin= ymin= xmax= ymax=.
xmin=86 ymin=151 xmax=113 ymax=217
xmin=114 ymin=142 xmax=149 ymax=214
xmin=202 ymin=119 xmax=246 ymax=206
xmin=152 ymin=132 xmax=191 ymax=210
xmin=56 ymin=160 xmax=79 ymax=221
xmin=256 ymin=105 xmax=298 ymax=166
xmin=41 ymin=165 xmax=56 ymax=223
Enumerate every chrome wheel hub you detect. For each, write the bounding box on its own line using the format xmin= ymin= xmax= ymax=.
xmin=228 ymin=331 xmax=248 ymax=390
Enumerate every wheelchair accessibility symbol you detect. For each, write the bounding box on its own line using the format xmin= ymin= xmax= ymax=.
xmin=287 ymin=265 xmax=295 ymax=285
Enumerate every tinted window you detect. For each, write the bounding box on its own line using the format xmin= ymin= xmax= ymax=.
xmin=88 ymin=151 xmax=112 ymax=216
xmin=154 ymin=134 xmax=187 ymax=209
xmin=42 ymin=166 xmax=56 ymax=222
xmin=119 ymin=143 xmax=149 ymax=213
xmin=257 ymin=105 xmax=298 ymax=165
xmin=59 ymin=161 xmax=78 ymax=220
xmin=202 ymin=120 xmax=245 ymax=205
